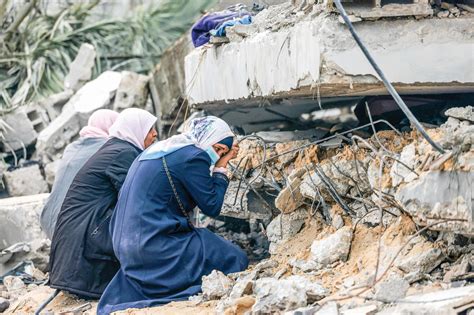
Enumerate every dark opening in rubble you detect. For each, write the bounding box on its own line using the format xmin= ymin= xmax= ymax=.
xmin=381 ymin=0 xmax=414 ymax=5
xmin=206 ymin=216 xmax=270 ymax=263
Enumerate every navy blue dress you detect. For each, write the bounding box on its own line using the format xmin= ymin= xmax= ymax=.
xmin=97 ymin=145 xmax=248 ymax=314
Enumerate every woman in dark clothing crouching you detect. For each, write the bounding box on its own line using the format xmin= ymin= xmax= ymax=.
xmin=48 ymin=108 xmax=157 ymax=299
xmin=98 ymin=116 xmax=248 ymax=314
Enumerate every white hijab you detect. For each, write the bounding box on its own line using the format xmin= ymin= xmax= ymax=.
xmin=140 ymin=116 xmax=234 ymax=160
xmin=108 ymin=108 xmax=157 ymax=150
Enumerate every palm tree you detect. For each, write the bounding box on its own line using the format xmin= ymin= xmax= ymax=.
xmin=0 ymin=0 xmax=216 ymax=110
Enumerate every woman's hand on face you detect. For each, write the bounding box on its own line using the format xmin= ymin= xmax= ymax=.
xmin=215 ymin=143 xmax=239 ymax=167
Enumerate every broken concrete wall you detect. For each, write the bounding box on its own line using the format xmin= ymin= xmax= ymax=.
xmin=184 ymin=5 xmax=474 ymax=105
xmin=150 ymin=33 xmax=193 ymax=134
xmin=35 ymin=71 xmax=122 ymax=161
xmin=0 ymin=194 xmax=49 ymax=275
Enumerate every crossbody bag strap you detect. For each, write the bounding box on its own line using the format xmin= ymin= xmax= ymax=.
xmin=162 ymin=156 xmax=193 ymax=225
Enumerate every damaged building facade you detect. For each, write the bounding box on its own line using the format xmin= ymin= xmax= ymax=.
xmin=0 ymin=0 xmax=473 ymax=314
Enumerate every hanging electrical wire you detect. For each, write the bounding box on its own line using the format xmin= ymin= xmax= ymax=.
xmin=333 ymin=0 xmax=445 ymax=154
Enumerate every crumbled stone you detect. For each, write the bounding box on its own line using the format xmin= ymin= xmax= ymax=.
xmin=0 ymin=297 xmax=10 ymax=313
xmin=310 ymin=227 xmax=352 ymax=268
xmin=1 ymin=109 xmax=38 ymax=152
xmin=113 ymin=71 xmax=150 ymax=111
xmin=374 ymin=277 xmax=410 ymax=302
xmin=396 ymin=244 xmax=444 ymax=283
xmin=3 ymin=276 xmax=26 ymax=295
xmin=390 ymin=143 xmax=417 ymax=187
xmin=275 ymin=175 xmax=305 ymax=214
xmin=443 ymin=255 xmax=471 ymax=282
xmin=267 ymin=208 xmax=308 ymax=253
xmin=44 ymin=160 xmax=60 ymax=187
xmin=4 ymin=165 xmax=49 ymax=197
xmin=445 ymin=106 xmax=474 ymax=123
xmin=37 ymin=71 xmax=121 ymax=161
xmin=201 ymin=270 xmax=234 ymax=300
xmin=395 ymin=171 xmax=473 ymax=235
xmin=64 ymin=43 xmax=96 ymax=91
xmin=252 ymin=276 xmax=327 ymax=314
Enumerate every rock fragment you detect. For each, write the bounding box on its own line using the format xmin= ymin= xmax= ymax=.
xmin=0 ymin=297 xmax=10 ymax=313
xmin=113 ymin=71 xmax=150 ymax=111
xmin=37 ymin=71 xmax=122 ymax=161
xmin=252 ymin=276 xmax=327 ymax=314
xmin=3 ymin=276 xmax=26 ymax=296
xmin=64 ymin=43 xmax=96 ymax=91
xmin=201 ymin=270 xmax=234 ymax=300
xmin=445 ymin=106 xmax=474 ymax=123
xmin=374 ymin=277 xmax=410 ymax=302
xmin=310 ymin=226 xmax=352 ymax=267
xmin=267 ymin=208 xmax=308 ymax=253
xmin=3 ymin=165 xmax=49 ymax=197
xmin=1 ymin=109 xmax=38 ymax=152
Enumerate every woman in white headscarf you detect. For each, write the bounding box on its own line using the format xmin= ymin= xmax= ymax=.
xmin=41 ymin=109 xmax=119 ymax=240
xmin=98 ymin=116 xmax=248 ymax=314
xmin=48 ymin=108 xmax=157 ymax=299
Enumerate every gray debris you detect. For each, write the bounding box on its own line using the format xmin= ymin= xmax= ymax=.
xmin=64 ymin=43 xmax=97 ymax=92
xmin=445 ymin=106 xmax=474 ymax=123
xmin=4 ymin=165 xmax=49 ymax=197
xmin=379 ymin=285 xmax=474 ymax=315
xmin=396 ymin=246 xmax=444 ymax=283
xmin=310 ymin=226 xmax=352 ymax=268
xmin=443 ymin=255 xmax=471 ymax=282
xmin=39 ymin=89 xmax=74 ymax=121
xmin=37 ymin=71 xmax=122 ymax=161
xmin=1 ymin=110 xmax=38 ymax=152
xmin=3 ymin=276 xmax=25 ymax=295
xmin=374 ymin=277 xmax=410 ymax=302
xmin=395 ymin=171 xmax=473 ymax=235
xmin=201 ymin=270 xmax=234 ymax=300
xmin=389 ymin=143 xmax=417 ymax=187
xmin=314 ymin=301 xmax=339 ymax=315
xmin=0 ymin=297 xmax=9 ymax=312
xmin=267 ymin=208 xmax=308 ymax=253
xmin=113 ymin=71 xmax=150 ymax=111
xmin=44 ymin=160 xmax=60 ymax=188
xmin=252 ymin=276 xmax=327 ymax=314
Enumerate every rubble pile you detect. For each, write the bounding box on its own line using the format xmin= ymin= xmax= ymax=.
xmin=0 ymin=104 xmax=473 ymax=314
xmin=173 ymin=106 xmax=472 ymax=315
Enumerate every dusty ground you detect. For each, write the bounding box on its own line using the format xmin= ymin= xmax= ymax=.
xmin=6 ymin=213 xmax=451 ymax=314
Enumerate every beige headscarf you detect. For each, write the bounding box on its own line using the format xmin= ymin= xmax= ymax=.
xmin=108 ymin=108 xmax=157 ymax=150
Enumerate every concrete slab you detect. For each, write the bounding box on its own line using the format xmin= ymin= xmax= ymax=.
xmin=184 ymin=14 xmax=474 ymax=106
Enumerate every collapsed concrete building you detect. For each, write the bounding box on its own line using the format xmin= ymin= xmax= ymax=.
xmin=0 ymin=0 xmax=473 ymax=314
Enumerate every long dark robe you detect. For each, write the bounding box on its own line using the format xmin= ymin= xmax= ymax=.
xmin=48 ymin=138 xmax=141 ymax=299
xmin=41 ymin=137 xmax=107 ymax=239
xmin=97 ymin=145 xmax=248 ymax=314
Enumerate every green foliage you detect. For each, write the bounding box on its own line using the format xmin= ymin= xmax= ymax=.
xmin=0 ymin=0 xmax=215 ymax=110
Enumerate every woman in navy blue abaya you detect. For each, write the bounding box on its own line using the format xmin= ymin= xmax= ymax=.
xmin=98 ymin=116 xmax=248 ymax=314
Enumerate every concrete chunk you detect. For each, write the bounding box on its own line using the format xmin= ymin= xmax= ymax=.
xmin=201 ymin=270 xmax=234 ymax=300
xmin=252 ymin=276 xmax=327 ymax=314
xmin=1 ymin=110 xmax=37 ymax=152
xmin=310 ymin=226 xmax=352 ymax=267
xmin=4 ymin=165 xmax=49 ymax=197
xmin=36 ymin=71 xmax=121 ymax=161
xmin=113 ymin=71 xmax=150 ymax=111
xmin=64 ymin=43 xmax=96 ymax=91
